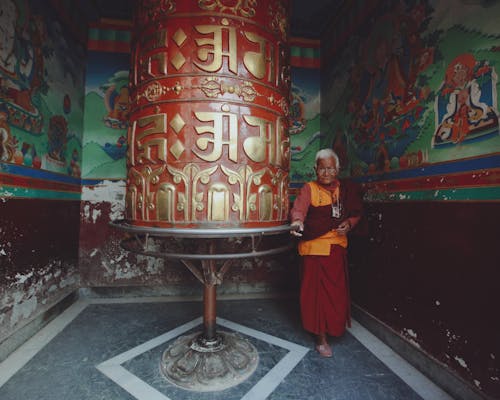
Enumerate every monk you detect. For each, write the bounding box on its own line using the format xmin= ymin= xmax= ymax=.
xmin=290 ymin=148 xmax=363 ymax=357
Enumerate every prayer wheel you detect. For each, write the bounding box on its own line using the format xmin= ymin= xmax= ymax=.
xmin=126 ymin=0 xmax=291 ymax=230
xmin=117 ymin=0 xmax=292 ymax=391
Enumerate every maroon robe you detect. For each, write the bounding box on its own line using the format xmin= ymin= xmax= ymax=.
xmin=295 ymin=179 xmax=362 ymax=337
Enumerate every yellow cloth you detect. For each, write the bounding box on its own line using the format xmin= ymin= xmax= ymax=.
xmin=298 ymin=181 xmax=348 ymax=256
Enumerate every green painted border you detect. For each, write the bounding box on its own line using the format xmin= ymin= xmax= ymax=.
xmin=366 ymin=187 xmax=500 ymax=202
xmin=88 ymin=28 xmax=131 ymax=42
xmin=290 ymin=46 xmax=320 ymax=59
xmin=0 ymin=186 xmax=81 ymax=200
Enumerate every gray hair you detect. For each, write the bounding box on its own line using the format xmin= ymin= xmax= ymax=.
xmin=315 ymin=148 xmax=339 ymax=168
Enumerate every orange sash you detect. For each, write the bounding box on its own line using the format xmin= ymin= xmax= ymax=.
xmin=298 ymin=182 xmax=348 ymax=256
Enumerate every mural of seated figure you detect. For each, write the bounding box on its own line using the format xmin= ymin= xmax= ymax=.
xmin=433 ymin=53 xmax=499 ymax=147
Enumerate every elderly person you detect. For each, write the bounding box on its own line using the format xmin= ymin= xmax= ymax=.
xmin=290 ymin=148 xmax=363 ymax=357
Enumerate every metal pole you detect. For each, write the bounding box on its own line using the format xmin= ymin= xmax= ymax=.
xmin=203 ymin=268 xmax=216 ymax=340
xmin=202 ymin=240 xmax=217 ymax=341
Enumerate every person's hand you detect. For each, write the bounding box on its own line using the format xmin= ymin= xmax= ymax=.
xmin=290 ymin=220 xmax=304 ymax=237
xmin=336 ymin=220 xmax=352 ymax=235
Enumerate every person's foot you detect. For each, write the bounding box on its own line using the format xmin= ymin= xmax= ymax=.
xmin=315 ymin=343 xmax=332 ymax=357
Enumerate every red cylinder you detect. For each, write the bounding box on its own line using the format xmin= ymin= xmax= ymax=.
xmin=126 ymin=0 xmax=291 ymax=229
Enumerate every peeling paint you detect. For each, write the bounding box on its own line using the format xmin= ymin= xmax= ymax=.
xmin=100 ymin=260 xmax=114 ymax=275
xmin=402 ymin=328 xmax=421 ymax=348
xmin=81 ymin=180 xmax=126 ymax=221
xmin=473 ymin=379 xmax=481 ymax=388
xmin=48 ymin=284 xmax=58 ymax=292
xmin=83 ymin=204 xmax=90 ymax=220
xmin=14 ymin=271 xmax=34 ymax=284
xmin=114 ymin=254 xmax=126 ymax=263
xmin=114 ymin=262 xmax=142 ymax=280
xmin=454 ymin=356 xmax=469 ymax=369
xmin=446 ymin=329 xmax=461 ymax=342
xmin=1 ymin=190 xmax=15 ymax=197
xmin=0 ymin=263 xmax=79 ymax=340
xmin=92 ymin=208 xmax=102 ymax=223
xmin=10 ymin=292 xmax=38 ymax=328
xmin=59 ymin=274 xmax=78 ymax=288
xmin=90 ymin=248 xmax=98 ymax=257
xmin=403 ymin=328 xmax=417 ymax=338
xmin=435 ymin=300 xmax=440 ymax=306
xmin=81 ymin=180 xmax=126 ymax=202
xmin=144 ymin=258 xmax=163 ymax=275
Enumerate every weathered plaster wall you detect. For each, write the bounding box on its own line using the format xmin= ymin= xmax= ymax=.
xmin=78 ymin=180 xmax=298 ymax=294
xmin=348 ymin=202 xmax=500 ymax=398
xmin=0 ymin=198 xmax=80 ymax=343
xmin=79 ymin=180 xmax=191 ymax=288
xmin=0 ymin=0 xmax=86 ymax=352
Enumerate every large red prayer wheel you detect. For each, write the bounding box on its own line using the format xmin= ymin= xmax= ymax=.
xmin=126 ymin=0 xmax=291 ymax=230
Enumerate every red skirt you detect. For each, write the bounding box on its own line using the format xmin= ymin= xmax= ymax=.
xmin=300 ymin=245 xmax=351 ymax=337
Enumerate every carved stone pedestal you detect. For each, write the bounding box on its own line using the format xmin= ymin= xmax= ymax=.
xmin=161 ymin=331 xmax=258 ymax=391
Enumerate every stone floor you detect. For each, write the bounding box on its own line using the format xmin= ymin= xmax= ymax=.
xmin=0 ymin=296 xmax=453 ymax=400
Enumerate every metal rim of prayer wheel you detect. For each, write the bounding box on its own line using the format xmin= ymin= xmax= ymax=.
xmin=111 ymin=220 xmax=293 ymax=259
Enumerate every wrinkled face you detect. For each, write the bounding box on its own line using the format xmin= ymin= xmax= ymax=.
xmin=315 ymin=156 xmax=338 ymax=186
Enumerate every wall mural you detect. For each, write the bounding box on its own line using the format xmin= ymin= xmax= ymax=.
xmin=83 ymin=49 xmax=130 ymax=179
xmin=289 ymin=66 xmax=321 ymax=187
xmin=0 ymin=0 xmax=85 ymax=187
xmin=287 ymin=39 xmax=322 ymax=196
xmin=322 ymin=0 xmax=500 ymax=191
xmin=433 ymin=53 xmax=498 ymax=148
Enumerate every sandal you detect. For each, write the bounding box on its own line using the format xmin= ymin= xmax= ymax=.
xmin=315 ymin=344 xmax=332 ymax=357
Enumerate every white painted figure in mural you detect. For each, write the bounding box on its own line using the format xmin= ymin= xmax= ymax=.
xmin=0 ymin=112 xmax=16 ymax=162
xmin=433 ymin=54 xmax=499 ymax=146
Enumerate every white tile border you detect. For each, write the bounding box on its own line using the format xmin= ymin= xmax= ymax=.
xmin=0 ymin=297 xmax=453 ymax=400
xmin=348 ymin=320 xmax=454 ymax=400
xmin=96 ymin=316 xmax=309 ymax=400
xmin=0 ymin=299 xmax=90 ymax=387
xmin=96 ymin=317 xmax=203 ymax=400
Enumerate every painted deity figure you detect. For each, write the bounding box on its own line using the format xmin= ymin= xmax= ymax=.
xmin=433 ymin=54 xmax=499 ymax=146
xmin=0 ymin=0 xmax=44 ymax=121
xmin=103 ymin=85 xmax=130 ymax=129
xmin=47 ymin=115 xmax=68 ymax=161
